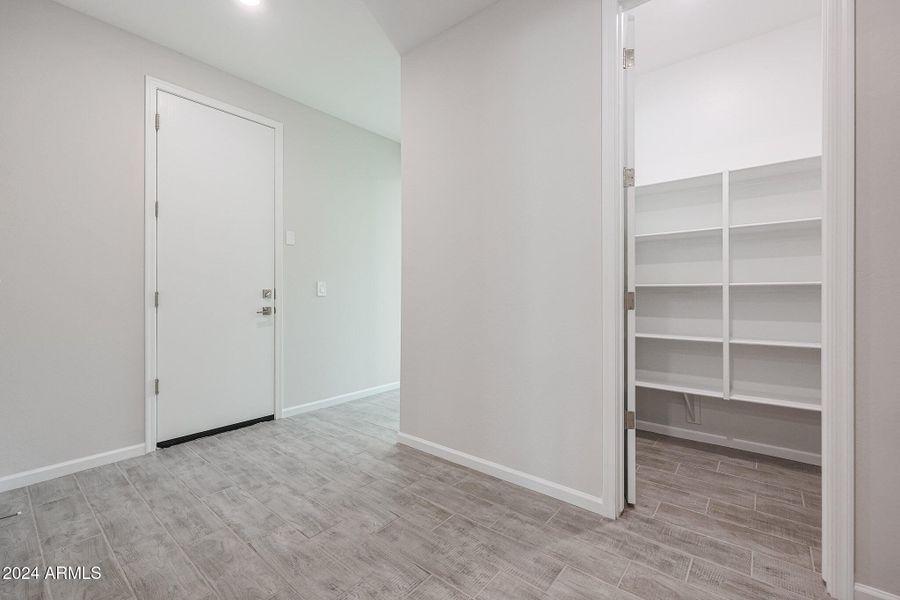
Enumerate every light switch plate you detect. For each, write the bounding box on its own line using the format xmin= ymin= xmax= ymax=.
xmin=285 ymin=230 xmax=296 ymax=246
xmin=316 ymin=281 xmax=327 ymax=297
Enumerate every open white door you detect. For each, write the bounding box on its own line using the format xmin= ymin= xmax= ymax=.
xmin=155 ymin=90 xmax=277 ymax=446
xmin=623 ymin=13 xmax=637 ymax=505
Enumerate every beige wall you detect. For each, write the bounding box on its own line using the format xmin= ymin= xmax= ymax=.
xmin=400 ymin=0 xmax=606 ymax=501
xmin=855 ymin=0 xmax=900 ymax=595
xmin=0 ymin=0 xmax=400 ymax=479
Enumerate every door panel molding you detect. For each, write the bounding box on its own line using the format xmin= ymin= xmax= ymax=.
xmin=144 ymin=76 xmax=284 ymax=452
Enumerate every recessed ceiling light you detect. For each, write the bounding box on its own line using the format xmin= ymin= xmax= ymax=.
xmin=239 ymin=0 xmax=261 ymax=7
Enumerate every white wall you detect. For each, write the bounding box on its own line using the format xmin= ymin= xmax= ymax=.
xmin=0 ymin=0 xmax=400 ymax=480
xmin=633 ymin=14 xmax=823 ymax=461
xmin=635 ymin=16 xmax=822 ymax=185
xmin=401 ymin=0 xmax=606 ymax=507
xmin=856 ymin=0 xmax=900 ymax=595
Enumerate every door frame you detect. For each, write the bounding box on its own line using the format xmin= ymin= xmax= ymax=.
xmin=143 ymin=76 xmax=285 ymax=453
xmin=598 ymin=1 xmax=856 ymax=598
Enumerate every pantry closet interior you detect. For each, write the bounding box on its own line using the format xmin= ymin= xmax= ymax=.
xmin=626 ymin=0 xmax=824 ymax=485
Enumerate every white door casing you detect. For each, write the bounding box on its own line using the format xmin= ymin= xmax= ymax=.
xmin=601 ymin=0 xmax=855 ymax=597
xmin=145 ymin=79 xmax=284 ymax=446
xmin=623 ymin=14 xmax=637 ymax=506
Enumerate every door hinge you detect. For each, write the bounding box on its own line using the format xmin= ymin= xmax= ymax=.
xmin=154 ymin=291 xmax=159 ymax=308
xmin=625 ymin=410 xmax=636 ymax=430
xmin=625 ymin=291 xmax=635 ymax=311
xmin=624 ymin=167 xmax=635 ymax=188
xmin=154 ymin=379 xmax=159 ymax=395
xmin=623 ymin=48 xmax=635 ymax=69
xmin=155 ymin=113 xmax=160 ymax=131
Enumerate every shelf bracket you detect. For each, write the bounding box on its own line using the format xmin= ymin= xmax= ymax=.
xmin=683 ymin=393 xmax=701 ymax=424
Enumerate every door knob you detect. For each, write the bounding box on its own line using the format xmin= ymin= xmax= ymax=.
xmin=257 ymin=307 xmax=273 ymax=315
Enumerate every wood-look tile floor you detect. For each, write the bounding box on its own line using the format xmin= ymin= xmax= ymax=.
xmin=0 ymin=391 xmax=830 ymax=600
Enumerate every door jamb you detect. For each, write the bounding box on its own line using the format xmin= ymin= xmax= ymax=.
xmin=599 ymin=1 xmax=856 ymax=597
xmin=600 ymin=0 xmax=627 ymax=520
xmin=143 ymin=76 xmax=285 ymax=453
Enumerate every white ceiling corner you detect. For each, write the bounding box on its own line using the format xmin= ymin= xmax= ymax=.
xmin=629 ymin=0 xmax=821 ymax=74
xmin=361 ymin=0 xmax=500 ymax=54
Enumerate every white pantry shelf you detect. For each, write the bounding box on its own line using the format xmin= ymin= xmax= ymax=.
xmin=635 ymin=283 xmax=723 ymax=288
xmin=631 ymin=156 xmax=823 ymax=423
xmin=728 ymin=281 xmax=821 ymax=287
xmin=634 ymin=226 xmax=722 ymax=240
xmin=635 ymin=381 xmax=722 ymax=398
xmin=729 ymin=393 xmax=823 ymax=412
xmin=636 ymin=333 xmax=722 ymax=344
xmin=730 ymin=338 xmax=822 ymax=349
xmin=638 ymin=383 xmax=823 ymax=412
xmin=729 ymin=216 xmax=822 ymax=231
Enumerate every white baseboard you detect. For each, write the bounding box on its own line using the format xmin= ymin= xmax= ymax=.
xmin=397 ymin=432 xmax=609 ymax=517
xmin=0 ymin=444 xmax=145 ymax=493
xmin=281 ymin=382 xmax=399 ymax=418
xmin=637 ymin=420 xmax=822 ymax=466
xmin=856 ymin=583 xmax=900 ymax=600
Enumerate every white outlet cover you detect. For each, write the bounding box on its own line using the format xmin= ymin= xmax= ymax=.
xmin=285 ymin=230 xmax=296 ymax=246
xmin=316 ymin=281 xmax=327 ymax=297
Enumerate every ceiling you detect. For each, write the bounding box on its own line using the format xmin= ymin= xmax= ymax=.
xmin=629 ymin=0 xmax=821 ymax=74
xmin=53 ymin=0 xmax=403 ymax=139
xmin=362 ymin=0 xmax=499 ymax=55
xmin=51 ymin=0 xmax=815 ymax=138
xmin=52 ymin=0 xmax=497 ymax=141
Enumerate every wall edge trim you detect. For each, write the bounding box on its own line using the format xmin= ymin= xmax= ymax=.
xmin=637 ymin=420 xmax=822 ymax=465
xmin=855 ymin=583 xmax=900 ymax=600
xmin=397 ymin=432 xmax=609 ymax=517
xmin=0 ymin=444 xmax=145 ymax=493
xmin=282 ymin=382 xmax=399 ymax=418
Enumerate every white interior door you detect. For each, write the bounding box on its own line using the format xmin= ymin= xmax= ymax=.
xmin=624 ymin=14 xmax=637 ymax=505
xmin=156 ymin=90 xmax=276 ymax=444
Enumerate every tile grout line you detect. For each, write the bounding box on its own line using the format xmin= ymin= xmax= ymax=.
xmin=640 ymin=463 xmax=804 ymax=509
xmin=401 ymin=574 xmax=432 ymax=598
xmin=414 ymin=574 xmax=474 ymax=600
xmin=543 ymin=506 xmax=562 ymax=526
xmin=429 ymin=512 xmax=456 ymax=533
xmin=24 ymin=485 xmax=53 ymax=600
xmin=674 ymin=463 xmax=809 ymax=499
xmin=616 ymin=560 xmax=632 ymax=588
xmin=634 ymin=509 xmax=805 ymax=578
xmin=546 ymin=561 xmax=567 ymax=591
xmin=473 ymin=571 xmax=500 ymax=598
xmin=701 ymin=497 xmax=822 ymax=548
xmin=19 ymin=401 xmax=822 ymax=600
xmin=71 ymin=473 xmax=139 ymax=600
xmin=654 ymin=500 xmax=821 ymax=564
xmin=703 ymin=492 xmax=821 ymax=531
xmin=114 ymin=460 xmax=226 ymax=600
